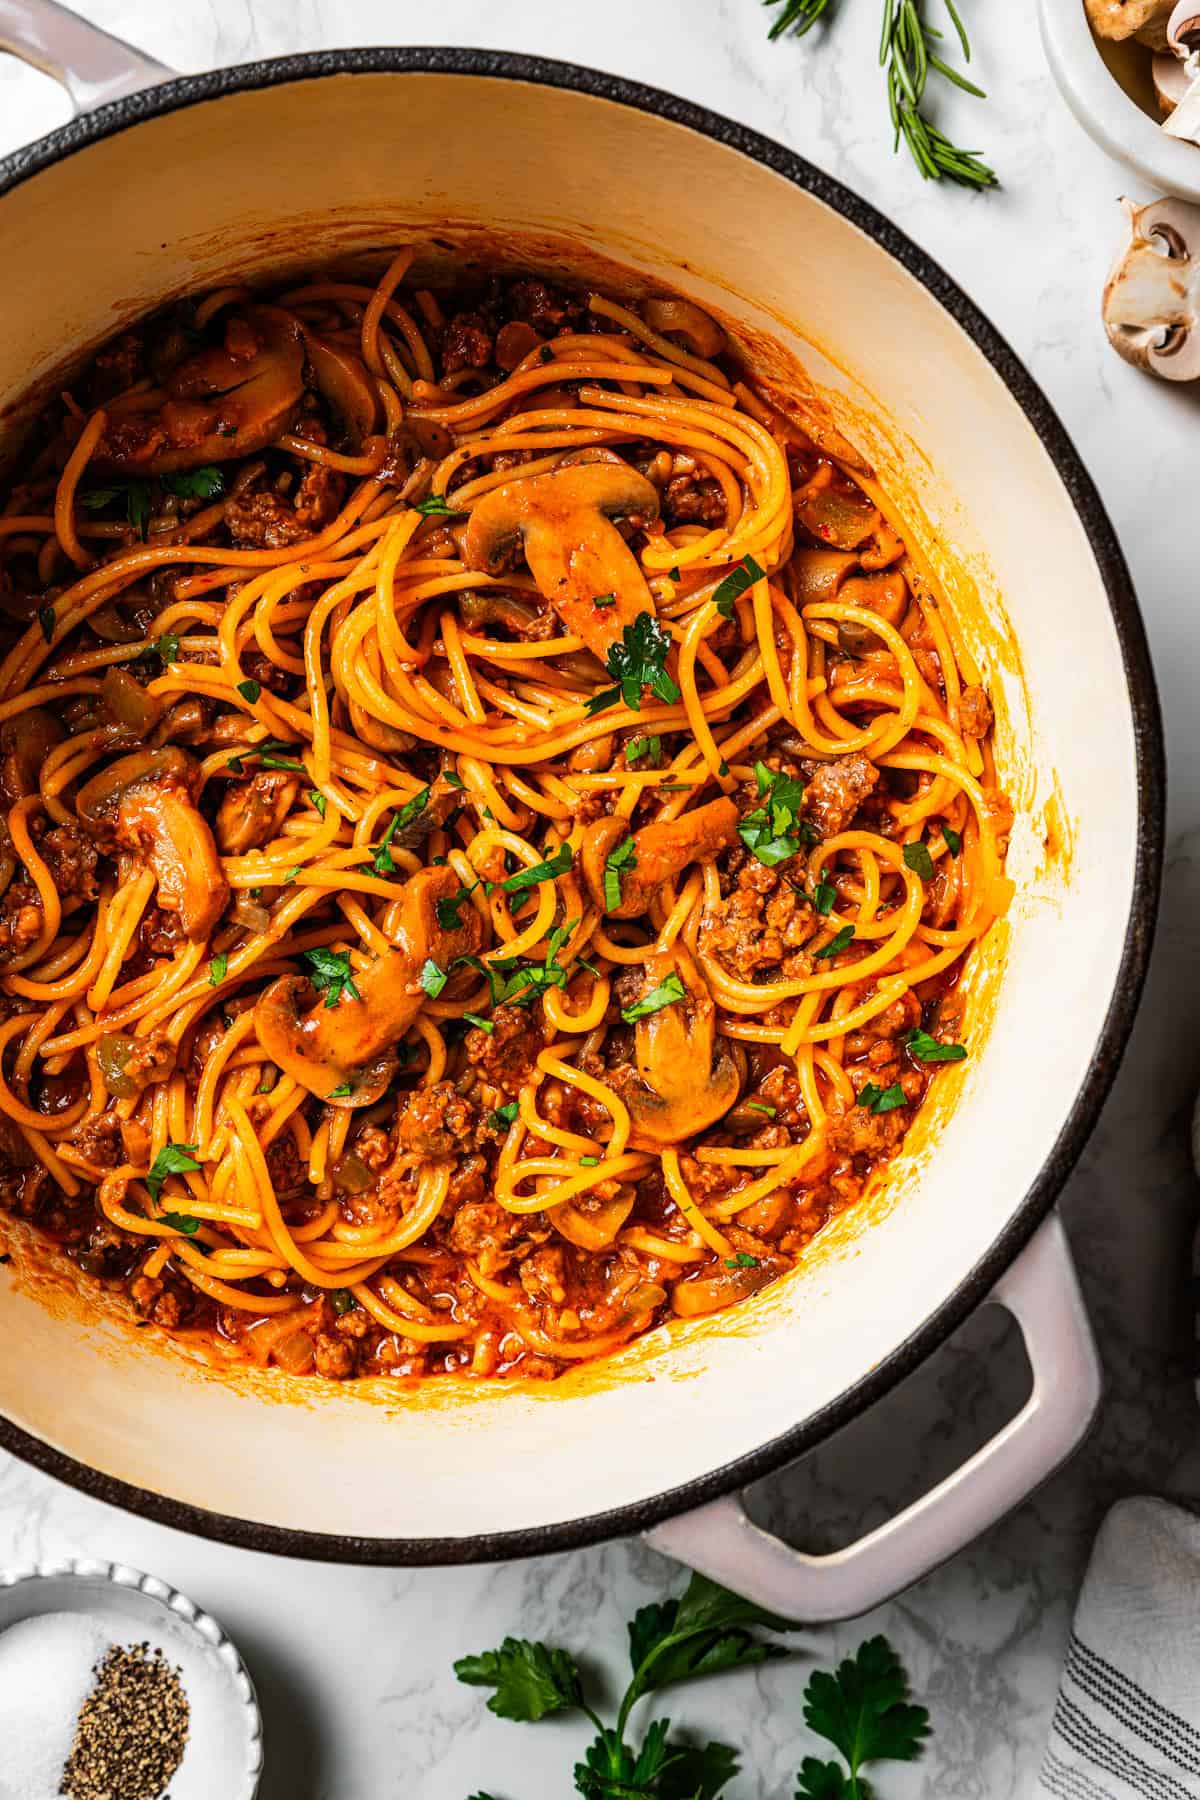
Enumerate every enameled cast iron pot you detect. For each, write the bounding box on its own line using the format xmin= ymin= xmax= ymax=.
xmin=0 ymin=0 xmax=1165 ymax=1620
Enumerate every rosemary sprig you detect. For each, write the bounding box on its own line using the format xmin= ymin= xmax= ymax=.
xmin=765 ymin=0 xmax=996 ymax=190
xmin=764 ymin=0 xmax=834 ymax=39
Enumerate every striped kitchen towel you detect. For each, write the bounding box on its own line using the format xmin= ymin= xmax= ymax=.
xmin=1034 ymin=1497 xmax=1200 ymax=1800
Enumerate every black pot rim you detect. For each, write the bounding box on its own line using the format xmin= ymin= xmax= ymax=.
xmin=0 ymin=46 xmax=1166 ymax=1567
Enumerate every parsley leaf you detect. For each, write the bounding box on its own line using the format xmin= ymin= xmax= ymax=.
xmin=81 ymin=478 xmax=152 ymax=538
xmin=454 ymin=1638 xmax=583 ymax=1722
xmin=499 ymin=844 xmax=572 ymax=896
xmin=621 ymin=971 xmax=685 ymax=1024
xmin=420 ymin=958 xmax=448 ymax=998
xmin=436 ymin=883 xmax=478 ymax=929
xmin=151 ymin=632 xmax=179 ymax=666
xmin=942 ymin=824 xmax=962 ymax=857
xmin=902 ymin=841 xmax=935 ymax=882
xmin=330 ymin=1289 xmax=358 ymax=1316
xmin=905 ymin=1028 xmax=967 ymax=1064
xmin=308 ymin=788 xmax=327 ymax=819
xmin=738 ymin=763 xmax=811 ymax=868
xmin=592 ymin=592 xmax=616 ymax=608
xmin=587 ymin=613 xmax=680 ymax=715
xmin=208 ymin=951 xmax=228 ymax=986
xmin=858 ymin=1081 xmax=906 ymax=1114
xmin=746 ymin=1101 xmax=776 ymax=1118
xmin=328 ymin=1081 xmax=353 ymax=1099
xmin=37 ymin=605 xmax=54 ymax=645
xmin=812 ymin=879 xmax=837 ymax=916
xmin=413 ymin=492 xmax=467 ymax=519
xmin=711 ymin=554 xmax=766 ymax=620
xmin=463 ymin=1012 xmax=493 ymax=1033
xmin=795 ymin=1759 xmax=851 ymax=1799
xmin=813 ymin=924 xmax=854 ymax=961
xmin=625 ymin=734 xmax=662 ymax=767
xmin=625 ymin=1574 xmax=795 ymax=1709
xmin=488 ymin=1102 xmax=518 ymax=1130
xmin=162 ymin=466 xmax=224 ymax=501
xmin=301 ymin=947 xmax=361 ymax=1009
xmin=726 ymin=1252 xmax=759 ymax=1268
xmin=146 ymin=1142 xmax=201 ymax=1203
xmin=603 ymin=835 xmax=637 ymax=912
xmin=802 ymin=1635 xmax=930 ymax=1786
xmin=236 ymin=678 xmax=261 ymax=704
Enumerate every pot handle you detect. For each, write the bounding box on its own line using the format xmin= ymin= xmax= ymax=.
xmin=645 ymin=1211 xmax=1099 ymax=1620
xmin=0 ymin=0 xmax=174 ymax=113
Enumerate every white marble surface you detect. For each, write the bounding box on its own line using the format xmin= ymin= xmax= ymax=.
xmin=0 ymin=3 xmax=1198 ymax=1796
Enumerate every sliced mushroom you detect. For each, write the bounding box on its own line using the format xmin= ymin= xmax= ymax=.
xmin=1103 ymin=197 xmax=1200 ymax=378
xmin=581 ymin=798 xmax=739 ymax=920
xmin=642 ymin=297 xmax=726 ymax=358
xmin=617 ymin=949 xmax=740 ymax=1148
xmin=254 ymin=866 xmax=482 ymax=1107
xmin=216 ymin=771 xmax=300 ymax=855
xmin=76 ymin=746 xmax=229 ymax=939
xmin=1084 ymin=0 xmax=1173 ymax=39
xmin=671 ymin=1254 xmax=784 ymax=1317
xmin=305 ymin=333 xmax=378 ymax=448
xmin=96 ymin=307 xmax=305 ymax=476
xmin=462 ymin=462 xmax=661 ymax=661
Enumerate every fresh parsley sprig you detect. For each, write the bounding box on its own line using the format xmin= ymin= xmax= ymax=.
xmin=739 ymin=762 xmax=817 ymax=869
xmin=300 ymin=946 xmax=361 ymax=1009
xmin=456 ymin=1578 xmax=929 ymax=1800
xmin=586 ymin=614 xmax=680 ymax=717
xmin=765 ymin=0 xmax=995 ymax=190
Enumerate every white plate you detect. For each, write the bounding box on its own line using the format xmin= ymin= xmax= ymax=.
xmin=0 ymin=1559 xmax=262 ymax=1799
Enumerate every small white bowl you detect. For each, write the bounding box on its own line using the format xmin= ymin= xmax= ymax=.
xmin=0 ymin=1558 xmax=263 ymax=1799
xmin=1039 ymin=0 xmax=1200 ymax=202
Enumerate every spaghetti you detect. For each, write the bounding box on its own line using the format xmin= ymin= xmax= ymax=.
xmin=0 ymin=260 xmax=1012 ymax=1381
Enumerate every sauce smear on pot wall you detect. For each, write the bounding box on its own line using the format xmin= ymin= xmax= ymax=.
xmin=0 ymin=254 xmax=1011 ymax=1383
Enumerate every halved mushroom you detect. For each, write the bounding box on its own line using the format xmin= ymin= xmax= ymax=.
xmin=616 ymin=949 xmax=740 ymax=1148
xmin=305 ymin=333 xmax=378 ymax=448
xmin=462 ymin=462 xmax=661 ymax=661
xmin=76 ymin=746 xmax=229 ymax=939
xmin=216 ymin=770 xmax=299 ymax=855
xmin=1085 ymin=0 xmax=1173 ymax=39
xmin=580 ymin=798 xmax=739 ymax=920
xmin=642 ymin=297 xmax=726 ymax=358
xmin=254 ymin=866 xmax=482 ymax=1108
xmin=1103 ymin=196 xmax=1200 ymax=378
xmin=96 ymin=307 xmax=305 ymax=476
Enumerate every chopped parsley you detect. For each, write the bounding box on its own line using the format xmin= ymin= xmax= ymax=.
xmin=813 ymin=924 xmax=855 ymax=961
xmin=328 ymin=1081 xmax=354 ymax=1099
xmin=488 ymin=1102 xmax=519 ymax=1130
xmin=738 ymin=762 xmax=814 ymax=868
xmin=903 ymin=841 xmax=935 ymax=882
xmin=80 ymin=477 xmax=153 ymax=539
xmin=162 ymin=466 xmax=224 ymax=501
xmin=146 ymin=1142 xmax=201 ymax=1203
xmin=330 ymin=1289 xmax=358 ymax=1316
xmin=585 ymin=613 xmax=680 ymax=716
xmin=308 ymin=789 xmax=327 ymax=819
xmin=942 ymin=824 xmax=962 ymax=857
xmin=592 ymin=593 xmax=616 ymax=608
xmin=420 ymin=958 xmax=448 ymax=998
xmin=603 ymin=835 xmax=637 ymax=912
xmin=436 ymin=883 xmax=478 ymax=929
xmin=668 ymin=565 xmax=682 ymax=581
xmin=160 ymin=1212 xmax=200 ymax=1236
xmin=463 ymin=1012 xmax=493 ymax=1033
xmin=620 ymin=971 xmax=685 ymax=1024
xmin=37 ymin=605 xmax=54 ymax=645
xmin=906 ymin=1028 xmax=967 ymax=1064
xmin=463 ymin=916 xmax=579 ymax=1011
xmin=812 ymin=878 xmax=837 ymax=916
xmin=858 ymin=1081 xmax=906 ymax=1114
xmin=372 ymin=813 xmax=402 ymax=876
xmin=150 ymin=633 xmax=179 ymax=665
xmin=625 ymin=734 xmax=662 ymax=767
xmin=300 ymin=946 xmax=361 ymax=1009
xmin=208 ymin=951 xmax=228 ymax=986
xmin=578 ymin=1155 xmax=600 ymax=1167
xmin=498 ymin=844 xmax=572 ymax=896
xmin=413 ymin=492 xmax=467 ymax=518
xmin=711 ymin=554 xmax=766 ymax=620
xmin=746 ymin=1101 xmax=777 ymax=1118
xmin=726 ymin=1252 xmax=760 ymax=1268
xmin=236 ymin=678 xmax=261 ymax=704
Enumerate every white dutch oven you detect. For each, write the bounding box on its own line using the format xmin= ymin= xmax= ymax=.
xmin=0 ymin=1 xmax=1164 ymax=1619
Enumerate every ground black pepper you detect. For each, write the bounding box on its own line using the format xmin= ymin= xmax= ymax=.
xmin=59 ymin=1641 xmax=189 ymax=1800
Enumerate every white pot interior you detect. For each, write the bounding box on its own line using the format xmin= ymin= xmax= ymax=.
xmin=0 ymin=69 xmax=1144 ymax=1544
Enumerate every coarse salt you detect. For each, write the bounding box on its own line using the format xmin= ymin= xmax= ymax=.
xmin=0 ymin=1612 xmax=111 ymax=1800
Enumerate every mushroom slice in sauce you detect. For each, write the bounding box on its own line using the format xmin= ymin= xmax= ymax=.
xmin=619 ymin=949 xmax=740 ymax=1148
xmin=76 ymin=746 xmax=228 ymax=939
xmin=254 ymin=866 xmax=482 ymax=1108
xmin=462 ymin=461 xmax=661 ymax=661
xmin=580 ymin=798 xmax=739 ymax=921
